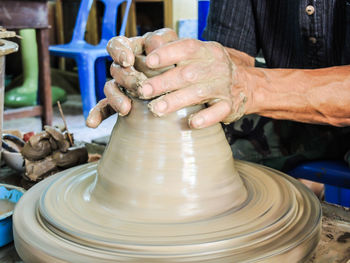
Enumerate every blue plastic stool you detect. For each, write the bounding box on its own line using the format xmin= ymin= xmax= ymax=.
xmin=325 ymin=185 xmax=350 ymax=207
xmin=49 ymin=0 xmax=132 ymax=118
xmin=288 ymin=161 xmax=350 ymax=207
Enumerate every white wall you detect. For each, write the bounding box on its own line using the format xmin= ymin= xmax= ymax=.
xmin=172 ymin=0 xmax=198 ymax=31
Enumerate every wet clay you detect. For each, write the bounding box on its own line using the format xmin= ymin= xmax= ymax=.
xmin=21 ymin=126 xmax=88 ymax=182
xmin=13 ymin=98 xmax=321 ymax=262
xmin=13 ymin=59 xmax=321 ymax=262
xmin=0 ymin=199 xmax=15 ymax=215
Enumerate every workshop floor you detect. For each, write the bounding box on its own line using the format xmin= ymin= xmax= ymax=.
xmin=3 ymin=94 xmax=116 ymax=143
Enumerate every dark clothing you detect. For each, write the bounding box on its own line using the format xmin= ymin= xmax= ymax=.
xmin=203 ymin=0 xmax=350 ymax=68
xmin=202 ymin=0 xmax=350 ymax=171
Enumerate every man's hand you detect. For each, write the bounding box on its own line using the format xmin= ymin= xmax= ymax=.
xmin=87 ymin=28 xmax=350 ymax=128
xmin=87 ymin=28 xmax=255 ymax=129
xmin=86 ymin=28 xmax=178 ymax=128
xmin=138 ymin=39 xmax=253 ymax=129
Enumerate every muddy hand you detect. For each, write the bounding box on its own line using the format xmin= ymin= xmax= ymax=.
xmin=86 ymin=28 xmax=178 ymax=128
xmin=138 ymin=39 xmax=252 ymax=129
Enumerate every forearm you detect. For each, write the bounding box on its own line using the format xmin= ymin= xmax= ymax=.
xmin=243 ymin=65 xmax=350 ymax=126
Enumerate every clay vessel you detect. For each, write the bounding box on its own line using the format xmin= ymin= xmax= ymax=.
xmin=92 ymin=99 xmax=248 ymax=222
xmin=13 ymin=56 xmax=321 ymax=262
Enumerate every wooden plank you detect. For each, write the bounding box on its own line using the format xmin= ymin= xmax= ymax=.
xmin=122 ymin=1 xmax=137 ymax=37
xmin=86 ymin=0 xmax=99 ymax=45
xmin=163 ymin=0 xmax=173 ymax=29
xmin=4 ymin=106 xmax=43 ymax=120
xmin=0 ymin=1 xmax=49 ymax=29
xmin=55 ymin=0 xmax=66 ymax=70
xmin=36 ymin=28 xmax=53 ymax=127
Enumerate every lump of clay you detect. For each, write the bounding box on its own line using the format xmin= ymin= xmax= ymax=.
xmin=21 ymin=131 xmax=51 ymax=161
xmin=44 ymin=126 xmax=70 ymax=152
xmin=21 ymin=126 xmax=88 ymax=182
xmin=25 ymin=156 xmax=58 ymax=181
xmin=25 ymin=146 xmax=88 ymax=181
xmin=52 ymin=146 xmax=88 ymax=169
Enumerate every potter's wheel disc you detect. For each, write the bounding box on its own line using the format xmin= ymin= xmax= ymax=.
xmin=13 ymin=161 xmax=321 ymax=262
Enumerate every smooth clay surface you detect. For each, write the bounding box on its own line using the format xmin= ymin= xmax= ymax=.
xmin=14 ymin=98 xmax=321 ymax=262
xmin=0 ymin=199 xmax=15 ymax=216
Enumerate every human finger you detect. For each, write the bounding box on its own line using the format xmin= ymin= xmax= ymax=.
xmin=134 ymin=54 xmax=174 ymax=79
xmin=103 ymin=80 xmax=132 ymax=116
xmin=86 ymin=98 xmax=115 ymax=128
xmin=147 ymin=83 xmax=214 ymax=117
xmin=138 ymin=61 xmax=212 ymax=99
xmin=107 ymin=36 xmax=144 ymax=67
xmin=107 ymin=29 xmax=177 ymax=67
xmin=129 ymin=36 xmax=145 ymax=55
xmin=110 ymin=63 xmax=147 ymax=96
xmin=144 ymin=28 xmax=178 ymax=54
xmin=188 ymin=100 xmax=232 ymax=129
xmin=145 ymin=38 xmax=206 ymax=68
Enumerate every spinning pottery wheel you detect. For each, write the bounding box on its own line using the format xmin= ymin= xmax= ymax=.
xmin=13 ymin=99 xmax=321 ymax=262
xmin=13 ymin=59 xmax=321 ymax=262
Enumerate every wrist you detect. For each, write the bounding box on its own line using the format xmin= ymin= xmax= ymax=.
xmin=239 ymin=66 xmax=271 ymax=115
xmin=231 ymin=65 xmax=261 ymax=116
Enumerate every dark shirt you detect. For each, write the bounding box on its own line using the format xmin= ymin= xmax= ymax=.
xmin=202 ymin=0 xmax=350 ymax=171
xmin=203 ymin=0 xmax=350 ymax=69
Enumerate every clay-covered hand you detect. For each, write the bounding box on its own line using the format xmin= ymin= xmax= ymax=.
xmin=86 ymin=28 xmax=178 ymax=128
xmin=139 ymin=39 xmax=252 ymax=129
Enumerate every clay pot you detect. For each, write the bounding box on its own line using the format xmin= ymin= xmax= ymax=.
xmin=13 ymin=97 xmax=321 ymax=262
xmin=92 ymin=99 xmax=248 ymax=222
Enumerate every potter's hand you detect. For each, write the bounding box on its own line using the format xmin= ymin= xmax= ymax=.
xmin=138 ymin=39 xmax=252 ymax=129
xmin=86 ymin=28 xmax=178 ymax=128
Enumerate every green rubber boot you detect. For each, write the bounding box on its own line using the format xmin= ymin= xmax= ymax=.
xmin=5 ymin=29 xmax=66 ymax=107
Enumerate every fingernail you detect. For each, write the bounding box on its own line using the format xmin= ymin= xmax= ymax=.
xmin=141 ymin=84 xmax=153 ymax=97
xmin=155 ymin=100 xmax=167 ymax=113
xmin=86 ymin=116 xmax=97 ymax=128
xmin=121 ymin=102 xmax=130 ymax=114
xmin=85 ymin=117 xmax=92 ymax=126
xmin=112 ymin=96 xmax=127 ymax=115
xmin=148 ymin=53 xmax=159 ymax=67
xmin=117 ymin=104 xmax=128 ymax=116
xmin=119 ymin=51 xmax=127 ymax=65
xmin=192 ymin=116 xmax=204 ymax=128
